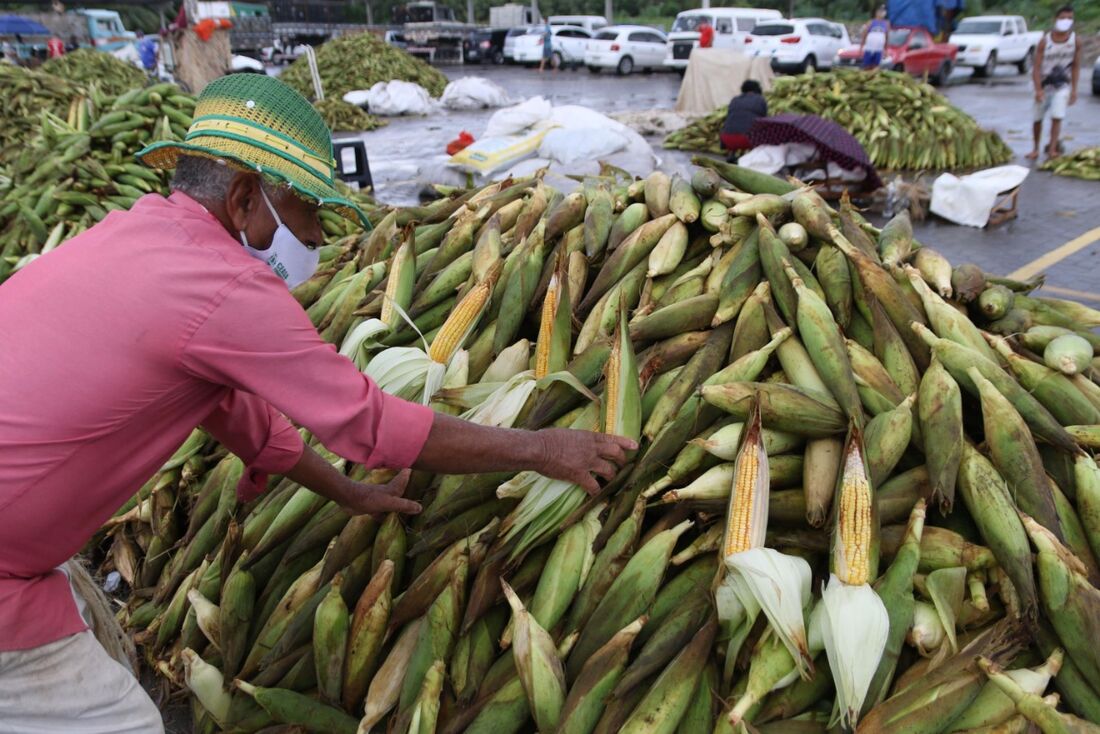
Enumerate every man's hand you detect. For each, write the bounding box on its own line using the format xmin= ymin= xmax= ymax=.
xmin=533 ymin=428 xmax=637 ymax=495
xmin=1035 ymin=88 xmax=1045 ymax=103
xmin=336 ymin=469 xmax=421 ymax=516
xmin=1069 ymin=89 xmax=1078 ymax=106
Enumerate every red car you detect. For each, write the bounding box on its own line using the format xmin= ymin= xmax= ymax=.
xmin=836 ymin=26 xmax=957 ymax=86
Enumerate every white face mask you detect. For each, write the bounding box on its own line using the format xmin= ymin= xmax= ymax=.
xmin=1054 ymin=18 xmax=1073 ymax=32
xmin=240 ymin=187 xmax=319 ymax=290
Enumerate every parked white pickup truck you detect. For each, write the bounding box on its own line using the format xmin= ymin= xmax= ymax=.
xmin=948 ymin=15 xmax=1042 ymax=77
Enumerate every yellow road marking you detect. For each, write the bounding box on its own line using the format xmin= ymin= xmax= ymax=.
xmin=1006 ymin=225 xmax=1100 ymax=280
xmin=1038 ymin=285 xmax=1100 ymax=303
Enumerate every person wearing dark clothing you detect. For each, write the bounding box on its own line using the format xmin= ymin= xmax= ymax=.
xmin=720 ymin=80 xmax=767 ymax=158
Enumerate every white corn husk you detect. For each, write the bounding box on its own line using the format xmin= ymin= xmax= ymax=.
xmin=339 ymin=318 xmax=390 ymax=370
xmin=817 ymin=574 xmax=890 ymax=728
xmin=724 ymin=548 xmax=814 ymax=678
xmin=482 ymin=339 xmax=532 ymax=383
xmin=461 ymin=370 xmax=539 ymax=428
xmin=181 ymin=648 xmax=232 ymax=726
xmin=906 ymin=600 xmax=947 ymax=657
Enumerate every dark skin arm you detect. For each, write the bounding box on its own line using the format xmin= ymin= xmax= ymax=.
xmin=284 ymin=443 xmax=417 ymax=515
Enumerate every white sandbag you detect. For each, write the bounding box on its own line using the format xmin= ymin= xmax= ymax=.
xmin=342 ymin=89 xmax=372 ymax=107
xmin=931 ymin=165 xmax=1029 ymax=228
xmin=739 ymin=145 xmax=787 ymax=175
xmin=484 ymin=96 xmax=552 ymax=137
xmin=538 ymin=127 xmax=628 ymax=165
xmin=364 ymin=80 xmax=435 ymax=116
xmin=441 ymin=77 xmax=512 ymax=110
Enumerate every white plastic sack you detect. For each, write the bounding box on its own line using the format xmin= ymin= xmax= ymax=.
xmin=538 ymin=127 xmax=628 ymax=165
xmin=231 ymin=54 xmax=264 ymax=72
xmin=931 ymin=165 xmax=1029 ymax=228
xmin=109 ymin=43 xmax=143 ymax=68
xmin=739 ymin=145 xmax=787 ymax=175
xmin=441 ymin=77 xmax=512 ymax=110
xmin=484 ymin=96 xmax=552 ymax=137
xmin=364 ymin=80 xmax=434 ymax=116
xmin=342 ymin=89 xmax=372 ymax=107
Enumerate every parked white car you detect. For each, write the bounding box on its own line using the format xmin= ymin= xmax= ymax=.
xmin=548 ymin=15 xmax=608 ymax=34
xmin=745 ymin=18 xmax=849 ymax=73
xmin=511 ymin=24 xmax=592 ymax=66
xmin=584 ymin=25 xmax=668 ymax=75
xmin=663 ymin=7 xmax=782 ymax=70
xmin=949 ymin=15 xmax=1041 ymax=77
xmin=502 ymin=26 xmax=528 ymax=62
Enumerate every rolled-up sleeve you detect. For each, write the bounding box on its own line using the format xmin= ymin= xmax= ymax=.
xmin=180 ymin=269 xmax=435 ymax=478
xmin=202 ymin=390 xmax=305 ymax=501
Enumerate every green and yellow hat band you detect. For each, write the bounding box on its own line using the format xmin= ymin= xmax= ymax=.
xmin=136 ymin=74 xmax=366 ymax=225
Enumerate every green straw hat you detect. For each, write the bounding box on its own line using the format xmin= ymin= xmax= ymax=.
xmin=136 ymin=73 xmax=365 ymax=224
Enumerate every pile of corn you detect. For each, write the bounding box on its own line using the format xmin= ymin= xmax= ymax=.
xmin=0 ymin=82 xmax=196 ymax=281
xmin=314 ymin=98 xmax=387 ymax=133
xmin=281 ymin=32 xmax=448 ymax=101
xmin=41 ymin=48 xmax=149 ymax=97
xmin=0 ymin=64 xmax=86 ymax=152
xmin=1042 ymin=148 xmax=1100 ymax=181
xmin=665 ymin=69 xmax=1014 ymax=172
xmin=93 ymin=157 xmax=1100 ymax=734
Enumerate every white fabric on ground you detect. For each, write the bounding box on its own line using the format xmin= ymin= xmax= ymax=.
xmin=0 ymin=631 xmax=163 ymax=733
xmin=440 ymin=77 xmax=512 ymax=110
xmin=362 ymin=80 xmax=435 ymax=116
xmin=931 ymin=165 xmax=1030 ymax=227
xmin=675 ymin=48 xmax=775 ymax=116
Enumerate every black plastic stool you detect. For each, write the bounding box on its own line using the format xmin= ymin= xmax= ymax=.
xmin=332 ymin=139 xmax=373 ymax=190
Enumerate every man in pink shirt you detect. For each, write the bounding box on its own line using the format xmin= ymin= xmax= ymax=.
xmin=0 ymin=74 xmax=633 ymax=731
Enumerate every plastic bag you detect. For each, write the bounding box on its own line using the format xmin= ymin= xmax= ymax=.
xmin=483 ymin=96 xmax=552 ymax=137
xmin=441 ymin=77 xmax=512 ymax=110
xmin=447 ymin=131 xmax=475 ymax=156
xmin=364 ymin=80 xmax=434 ymax=116
xmin=538 ymin=127 xmax=628 ymax=165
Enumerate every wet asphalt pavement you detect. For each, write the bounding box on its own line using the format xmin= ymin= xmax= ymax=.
xmin=346 ymin=61 xmax=1099 ymax=299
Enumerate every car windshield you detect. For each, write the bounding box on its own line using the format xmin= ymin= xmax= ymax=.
xmin=954 ymin=20 xmax=1003 ymax=34
xmin=887 ymin=29 xmax=912 ymax=46
xmin=594 ymin=30 xmax=618 ymax=40
xmin=752 ymin=23 xmax=795 ymax=36
xmin=506 ymin=27 xmax=527 ymax=37
xmin=525 ymin=26 xmax=545 ymax=34
xmin=672 ymin=15 xmax=711 ymax=32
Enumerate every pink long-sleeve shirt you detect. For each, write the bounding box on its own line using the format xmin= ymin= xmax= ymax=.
xmin=0 ymin=192 xmax=434 ymax=651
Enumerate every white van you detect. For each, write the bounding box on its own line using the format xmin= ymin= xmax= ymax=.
xmin=548 ymin=15 xmax=608 ymax=34
xmin=663 ymin=7 xmax=782 ymax=70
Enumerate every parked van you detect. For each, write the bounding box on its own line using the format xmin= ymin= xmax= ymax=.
xmin=663 ymin=7 xmax=781 ymax=70
xmin=548 ymin=15 xmax=608 ymax=34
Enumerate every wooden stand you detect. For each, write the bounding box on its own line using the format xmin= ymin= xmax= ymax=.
xmin=987 ymin=186 xmax=1021 ymax=227
xmin=168 ymin=27 xmax=230 ymax=94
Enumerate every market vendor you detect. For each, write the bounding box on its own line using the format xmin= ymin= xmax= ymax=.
xmin=0 ymin=74 xmax=634 ymax=732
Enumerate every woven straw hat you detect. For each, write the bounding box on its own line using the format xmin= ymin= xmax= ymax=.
xmin=136 ymin=74 xmax=364 ymax=224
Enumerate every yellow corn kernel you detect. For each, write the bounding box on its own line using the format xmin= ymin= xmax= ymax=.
xmin=534 ymin=275 xmax=560 ymax=380
xmin=836 ymin=444 xmax=872 ymax=585
xmin=603 ymin=341 xmax=620 ymax=435
xmin=428 ymin=281 xmax=490 ymax=364
xmin=722 ymin=423 xmax=768 ymax=557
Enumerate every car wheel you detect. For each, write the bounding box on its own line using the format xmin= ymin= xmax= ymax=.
xmin=588 ymin=65 xmax=600 ymax=74
xmin=931 ymin=60 xmax=951 ymax=86
xmin=975 ymin=51 xmax=996 ymax=78
xmin=492 ymin=50 xmax=504 ymax=64
xmin=617 ymin=55 xmax=634 ymax=75
xmin=803 ymin=54 xmax=817 ymax=73
xmin=1017 ymin=49 xmax=1033 ymax=74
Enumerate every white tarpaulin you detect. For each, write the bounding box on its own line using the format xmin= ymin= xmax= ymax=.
xmin=440 ymin=77 xmax=512 ymax=110
xmin=675 ymin=48 xmax=775 ymax=117
xmin=931 ymin=165 xmax=1030 ymax=228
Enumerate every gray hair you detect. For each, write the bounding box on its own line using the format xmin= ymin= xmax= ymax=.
xmin=169 ymin=154 xmax=239 ymax=202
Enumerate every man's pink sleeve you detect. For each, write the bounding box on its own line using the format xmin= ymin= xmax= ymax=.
xmin=180 ymin=270 xmax=435 ymax=476
xmin=201 ymin=390 xmax=305 ymax=501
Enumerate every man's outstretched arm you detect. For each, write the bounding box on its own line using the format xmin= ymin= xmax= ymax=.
xmin=413 ymin=413 xmax=636 ymax=496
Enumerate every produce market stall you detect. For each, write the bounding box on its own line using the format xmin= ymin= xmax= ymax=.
xmin=4 ymin=55 xmax=1100 ymax=734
